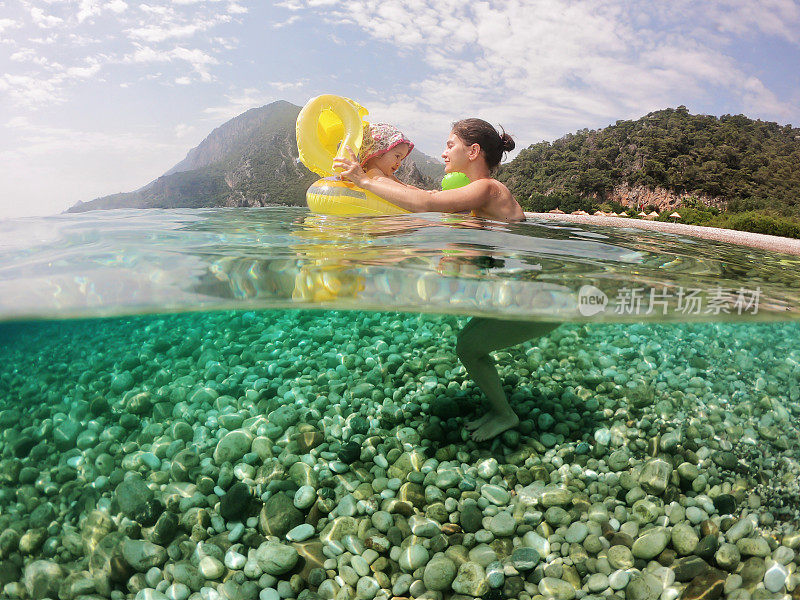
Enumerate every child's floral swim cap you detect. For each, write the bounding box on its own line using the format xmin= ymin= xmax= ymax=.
xmin=359 ymin=123 xmax=414 ymax=165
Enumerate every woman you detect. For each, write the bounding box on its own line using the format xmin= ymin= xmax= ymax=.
xmin=335 ymin=119 xmax=558 ymax=442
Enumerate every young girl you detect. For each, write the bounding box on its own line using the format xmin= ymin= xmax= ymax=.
xmin=357 ymin=122 xmax=414 ymax=183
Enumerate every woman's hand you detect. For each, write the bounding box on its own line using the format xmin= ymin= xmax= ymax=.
xmin=332 ymin=146 xmax=368 ymax=187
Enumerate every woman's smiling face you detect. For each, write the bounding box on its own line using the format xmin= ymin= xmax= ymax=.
xmin=441 ymin=132 xmax=472 ymax=173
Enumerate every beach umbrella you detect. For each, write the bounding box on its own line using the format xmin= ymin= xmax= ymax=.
xmin=549 ymin=208 xmax=565 ymax=214
xmin=593 ymin=210 xmax=606 ymax=216
xmin=647 ymin=211 xmax=659 ymax=219
xmin=572 ymin=210 xmax=589 ymax=215
xmin=637 ymin=211 xmax=647 ymax=217
xmin=669 ymin=212 xmax=682 ymax=219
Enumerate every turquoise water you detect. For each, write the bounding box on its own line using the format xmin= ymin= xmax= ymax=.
xmin=1 ymin=208 xmax=799 ymax=600
xmin=2 ymin=208 xmax=799 ymax=321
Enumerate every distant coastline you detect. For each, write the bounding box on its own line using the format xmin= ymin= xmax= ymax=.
xmin=66 ymin=103 xmax=800 ymax=240
xmin=527 ymin=212 xmax=800 ymax=257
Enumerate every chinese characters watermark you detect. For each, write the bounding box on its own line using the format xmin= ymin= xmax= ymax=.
xmin=578 ymin=285 xmax=761 ymax=316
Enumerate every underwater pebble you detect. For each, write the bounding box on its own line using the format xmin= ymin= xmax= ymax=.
xmin=294 ymin=485 xmax=316 ymax=509
xmin=764 ymin=561 xmax=788 ymax=592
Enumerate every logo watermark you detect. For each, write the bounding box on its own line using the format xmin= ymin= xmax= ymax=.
xmin=578 ymin=285 xmax=761 ymax=316
xmin=578 ymin=285 xmax=609 ymax=316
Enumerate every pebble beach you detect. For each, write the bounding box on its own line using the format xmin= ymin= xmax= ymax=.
xmin=1 ymin=309 xmax=799 ymax=600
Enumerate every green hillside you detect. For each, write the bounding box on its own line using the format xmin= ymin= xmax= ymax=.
xmin=497 ymin=107 xmax=800 ymax=237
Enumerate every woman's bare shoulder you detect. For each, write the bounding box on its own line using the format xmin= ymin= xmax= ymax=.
xmin=466 ymin=178 xmax=496 ymax=193
xmin=472 ymin=178 xmax=510 ymax=198
xmin=482 ymin=179 xmax=523 ymax=221
xmin=489 ymin=178 xmax=511 ymax=191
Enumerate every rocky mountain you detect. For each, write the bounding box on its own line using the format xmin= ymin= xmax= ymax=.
xmin=67 ymin=101 xmax=443 ymax=212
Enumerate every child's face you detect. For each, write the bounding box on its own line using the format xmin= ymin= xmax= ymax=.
xmin=368 ymin=143 xmax=410 ymax=175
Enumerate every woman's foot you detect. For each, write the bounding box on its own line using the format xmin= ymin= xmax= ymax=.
xmin=466 ymin=412 xmax=491 ymax=431
xmin=472 ymin=411 xmax=519 ymax=442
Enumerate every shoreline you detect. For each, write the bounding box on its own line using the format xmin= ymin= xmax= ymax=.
xmin=525 ymin=213 xmax=800 ymax=257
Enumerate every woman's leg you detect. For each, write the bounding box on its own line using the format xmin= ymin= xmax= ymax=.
xmin=456 ymin=318 xmax=560 ymax=441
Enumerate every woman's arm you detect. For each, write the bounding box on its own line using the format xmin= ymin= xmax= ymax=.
xmin=364 ymin=167 xmax=412 ymax=187
xmin=364 ymin=178 xmax=492 ymax=213
xmin=334 ymin=149 xmax=489 ymax=213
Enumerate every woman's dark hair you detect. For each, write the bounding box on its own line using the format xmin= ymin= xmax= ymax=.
xmin=451 ymin=118 xmax=515 ymax=172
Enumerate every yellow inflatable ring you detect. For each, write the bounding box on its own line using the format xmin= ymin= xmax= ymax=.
xmin=296 ymin=95 xmax=409 ymax=215
xmin=306 ymin=177 xmax=409 ymax=216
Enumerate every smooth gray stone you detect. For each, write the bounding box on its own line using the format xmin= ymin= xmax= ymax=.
xmin=632 ymin=528 xmax=669 ymax=559
xmin=423 ymin=556 xmax=457 ymax=591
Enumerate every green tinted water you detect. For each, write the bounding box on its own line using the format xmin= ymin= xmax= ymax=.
xmin=0 ymin=208 xmax=798 ymax=599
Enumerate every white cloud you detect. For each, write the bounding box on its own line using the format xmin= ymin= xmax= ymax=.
xmin=73 ymin=0 xmax=127 ymax=22
xmin=276 ymin=0 xmax=338 ymax=10
xmin=5 ymin=116 xmax=30 ymax=128
xmin=77 ymin=0 xmax=101 ymax=22
xmin=67 ymin=33 xmax=104 ymax=45
xmin=1 ymin=73 xmax=64 ymax=106
xmin=1 ymin=54 xmax=110 ymax=107
xmin=210 ymin=36 xmax=237 ymax=50
xmin=700 ymin=0 xmax=800 ymax=44
xmin=139 ymin=4 xmax=173 ymax=17
xmin=106 ymin=0 xmax=128 ymax=13
xmin=127 ymin=14 xmax=231 ymax=42
xmin=30 ymin=7 xmax=64 ymax=28
xmin=269 ymin=79 xmax=308 ymax=91
xmin=126 ymin=44 xmax=219 ymax=82
xmin=10 ymin=48 xmax=36 ymax=62
xmin=169 ymin=47 xmax=218 ymax=81
xmin=29 ymin=35 xmax=60 ymax=44
xmin=272 ymin=15 xmax=299 ymax=28
xmin=275 ymin=0 xmax=338 ymax=9
xmin=328 ymin=32 xmax=345 ymax=45
xmin=126 ymin=44 xmax=162 ymax=63
xmin=285 ymin=0 xmax=800 ymax=149
xmin=738 ymin=76 xmax=788 ymax=117
xmin=3 ymin=0 xmax=238 ymax=110
xmin=0 ymin=18 xmax=20 ymax=33
xmin=174 ymin=123 xmax=196 ymax=137
xmin=66 ymin=58 xmax=102 ymax=79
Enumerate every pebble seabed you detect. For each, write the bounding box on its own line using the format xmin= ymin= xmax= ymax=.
xmin=1 ymin=310 xmax=800 ymax=600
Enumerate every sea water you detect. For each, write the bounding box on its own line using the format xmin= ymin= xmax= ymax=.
xmin=0 ymin=208 xmax=799 ymax=600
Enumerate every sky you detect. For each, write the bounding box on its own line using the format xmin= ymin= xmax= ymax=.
xmin=1 ymin=0 xmax=799 ymax=219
